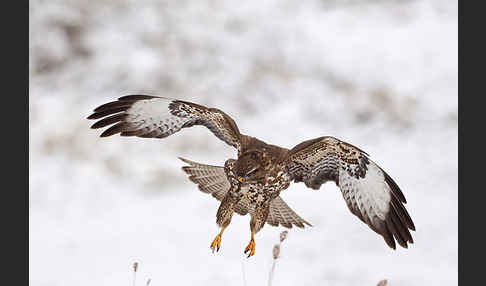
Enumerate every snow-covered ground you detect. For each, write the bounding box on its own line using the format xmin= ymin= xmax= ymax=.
xmin=29 ymin=0 xmax=457 ymax=285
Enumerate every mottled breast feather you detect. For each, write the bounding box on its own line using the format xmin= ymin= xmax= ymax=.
xmin=284 ymin=136 xmax=415 ymax=249
xmin=87 ymin=95 xmax=242 ymax=150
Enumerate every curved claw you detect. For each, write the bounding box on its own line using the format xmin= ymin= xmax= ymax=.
xmin=210 ymin=234 xmax=222 ymax=253
xmin=244 ymin=239 xmax=256 ymax=258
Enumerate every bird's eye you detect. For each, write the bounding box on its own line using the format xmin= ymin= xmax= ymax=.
xmin=237 ymin=176 xmax=244 ymax=183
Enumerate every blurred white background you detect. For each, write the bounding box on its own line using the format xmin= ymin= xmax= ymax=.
xmin=29 ymin=0 xmax=457 ymax=285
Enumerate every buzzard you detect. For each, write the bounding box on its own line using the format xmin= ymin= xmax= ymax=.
xmin=88 ymin=95 xmax=415 ymax=257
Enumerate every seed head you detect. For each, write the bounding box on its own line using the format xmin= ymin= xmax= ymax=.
xmin=273 ymin=244 xmax=281 ymax=259
xmin=377 ymin=280 xmax=388 ymax=286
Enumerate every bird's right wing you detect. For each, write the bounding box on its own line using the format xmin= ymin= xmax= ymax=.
xmin=88 ymin=95 xmax=242 ymax=150
xmin=284 ymin=136 xmax=415 ymax=249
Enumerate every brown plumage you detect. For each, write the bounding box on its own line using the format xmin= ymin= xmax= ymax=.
xmin=88 ymin=95 xmax=415 ymax=256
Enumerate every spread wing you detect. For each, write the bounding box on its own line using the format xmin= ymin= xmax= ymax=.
xmin=88 ymin=95 xmax=242 ymax=150
xmin=267 ymin=197 xmax=312 ymax=229
xmin=179 ymin=157 xmax=249 ymax=215
xmin=285 ymin=136 xmax=415 ymax=249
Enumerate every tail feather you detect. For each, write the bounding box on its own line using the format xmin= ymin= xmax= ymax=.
xmin=267 ymin=196 xmax=312 ymax=229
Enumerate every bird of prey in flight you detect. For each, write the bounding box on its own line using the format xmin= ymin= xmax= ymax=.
xmin=88 ymin=95 xmax=415 ymax=257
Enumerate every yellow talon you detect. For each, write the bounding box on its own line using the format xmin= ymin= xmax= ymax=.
xmin=210 ymin=226 xmax=226 ymax=253
xmin=244 ymin=231 xmax=256 ymax=258
xmin=210 ymin=234 xmax=222 ymax=253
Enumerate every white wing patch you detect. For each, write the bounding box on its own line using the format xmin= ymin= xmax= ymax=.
xmin=338 ymin=159 xmax=414 ymax=249
xmin=339 ymin=162 xmax=390 ymax=222
xmin=124 ymin=97 xmax=192 ymax=138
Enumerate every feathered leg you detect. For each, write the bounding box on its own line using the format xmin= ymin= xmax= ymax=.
xmin=211 ymin=193 xmax=236 ymax=253
xmin=244 ymin=203 xmax=270 ymax=258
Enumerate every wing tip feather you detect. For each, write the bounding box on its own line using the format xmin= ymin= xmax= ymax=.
xmin=178 ymin=157 xmax=193 ymax=165
xmin=117 ymin=94 xmax=160 ymax=101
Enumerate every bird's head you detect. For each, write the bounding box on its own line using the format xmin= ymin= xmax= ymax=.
xmin=234 ymin=151 xmax=265 ymax=184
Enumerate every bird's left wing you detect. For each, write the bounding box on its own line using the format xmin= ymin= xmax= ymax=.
xmin=284 ymin=136 xmax=415 ymax=249
xmin=88 ymin=95 xmax=242 ymax=149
